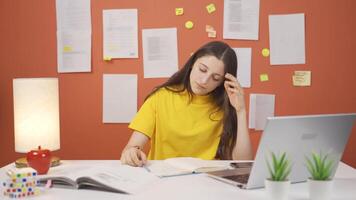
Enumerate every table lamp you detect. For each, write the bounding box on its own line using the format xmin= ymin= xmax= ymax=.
xmin=13 ymin=78 xmax=61 ymax=174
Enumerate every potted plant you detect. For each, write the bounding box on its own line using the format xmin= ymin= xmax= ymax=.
xmin=265 ymin=151 xmax=292 ymax=200
xmin=305 ymin=152 xmax=335 ymax=200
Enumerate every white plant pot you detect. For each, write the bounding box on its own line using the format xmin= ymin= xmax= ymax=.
xmin=265 ymin=179 xmax=290 ymax=200
xmin=308 ymin=178 xmax=333 ymax=200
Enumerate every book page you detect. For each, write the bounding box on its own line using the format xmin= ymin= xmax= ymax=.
xmin=147 ymin=157 xmax=229 ymax=177
xmin=146 ymin=162 xmax=192 ymax=177
xmin=37 ymin=164 xmax=94 ymax=188
xmin=86 ymin=165 xmax=158 ymax=194
xmin=39 ymin=164 xmax=158 ymax=194
xmin=38 ymin=177 xmax=78 ymax=188
xmin=165 ymin=157 xmax=228 ymax=172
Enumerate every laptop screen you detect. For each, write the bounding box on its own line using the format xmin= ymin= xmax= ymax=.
xmin=207 ymin=113 xmax=356 ymax=190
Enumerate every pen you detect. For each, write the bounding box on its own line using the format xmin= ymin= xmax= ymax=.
xmin=142 ymin=164 xmax=151 ymax=172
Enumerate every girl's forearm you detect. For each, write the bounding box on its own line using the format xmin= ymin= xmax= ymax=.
xmin=232 ymin=110 xmax=253 ymax=160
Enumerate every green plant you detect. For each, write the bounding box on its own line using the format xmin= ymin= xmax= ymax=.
xmin=305 ymin=152 xmax=334 ymax=180
xmin=266 ymin=151 xmax=292 ymax=181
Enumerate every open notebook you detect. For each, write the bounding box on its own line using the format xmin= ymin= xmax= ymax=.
xmin=146 ymin=157 xmax=230 ymax=177
xmin=37 ymin=164 xmax=159 ymax=194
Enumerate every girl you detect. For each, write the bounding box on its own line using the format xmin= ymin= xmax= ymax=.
xmin=121 ymin=41 xmax=253 ymax=167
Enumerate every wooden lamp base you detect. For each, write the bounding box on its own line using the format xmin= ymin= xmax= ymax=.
xmin=15 ymin=156 xmax=61 ymax=168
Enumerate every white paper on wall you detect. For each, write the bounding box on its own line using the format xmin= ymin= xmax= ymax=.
xmin=249 ymin=94 xmax=275 ymax=130
xmin=269 ymin=13 xmax=306 ymax=65
xmin=233 ymin=48 xmax=252 ymax=88
xmin=56 ymin=0 xmax=92 ymax=73
xmin=142 ymin=28 xmax=179 ymax=78
xmin=103 ymin=9 xmax=138 ymax=59
xmin=103 ymin=74 xmax=137 ymax=123
xmin=57 ymin=31 xmax=91 ymax=73
xmin=223 ymin=0 xmax=260 ymax=40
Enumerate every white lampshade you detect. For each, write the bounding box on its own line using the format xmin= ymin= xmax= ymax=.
xmin=13 ymin=78 xmax=60 ymax=153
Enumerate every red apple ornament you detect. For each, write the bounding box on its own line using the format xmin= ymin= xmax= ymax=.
xmin=26 ymin=146 xmax=52 ymax=174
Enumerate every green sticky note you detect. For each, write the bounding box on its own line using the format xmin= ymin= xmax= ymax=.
xmin=185 ymin=21 xmax=194 ymax=29
xmin=206 ymin=3 xmax=216 ymax=14
xmin=260 ymin=74 xmax=269 ymax=82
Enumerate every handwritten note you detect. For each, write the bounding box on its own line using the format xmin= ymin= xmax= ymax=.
xmin=293 ymin=71 xmax=311 ymax=86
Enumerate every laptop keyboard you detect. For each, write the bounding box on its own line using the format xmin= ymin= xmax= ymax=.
xmin=224 ymin=174 xmax=250 ymax=184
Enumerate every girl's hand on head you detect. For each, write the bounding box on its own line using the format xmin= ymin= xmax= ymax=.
xmin=224 ymin=73 xmax=246 ymax=113
xmin=120 ymin=146 xmax=147 ymax=167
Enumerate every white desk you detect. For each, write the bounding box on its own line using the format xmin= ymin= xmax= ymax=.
xmin=1 ymin=160 xmax=355 ymax=200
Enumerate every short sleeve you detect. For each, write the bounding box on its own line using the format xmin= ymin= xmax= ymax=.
xmin=128 ymin=92 xmax=157 ymax=138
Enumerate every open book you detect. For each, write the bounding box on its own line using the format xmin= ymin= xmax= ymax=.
xmin=37 ymin=164 xmax=158 ymax=194
xmin=146 ymin=157 xmax=230 ymax=177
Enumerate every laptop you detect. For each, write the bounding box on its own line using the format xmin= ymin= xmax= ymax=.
xmin=207 ymin=113 xmax=356 ymax=189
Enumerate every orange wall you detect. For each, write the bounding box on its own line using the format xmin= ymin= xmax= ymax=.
xmin=1 ymin=0 xmax=355 ymax=167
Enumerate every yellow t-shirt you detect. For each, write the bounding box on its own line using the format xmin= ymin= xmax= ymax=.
xmin=129 ymin=87 xmax=224 ymax=160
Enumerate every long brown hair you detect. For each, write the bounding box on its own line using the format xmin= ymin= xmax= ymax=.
xmin=146 ymin=41 xmax=238 ymax=159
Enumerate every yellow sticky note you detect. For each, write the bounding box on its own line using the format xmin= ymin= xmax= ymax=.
xmin=103 ymin=56 xmax=112 ymax=61
xmin=175 ymin=8 xmax=184 ymax=16
xmin=185 ymin=21 xmax=194 ymax=29
xmin=293 ymin=71 xmax=311 ymax=86
xmin=260 ymin=74 xmax=269 ymax=82
xmin=206 ymin=3 xmax=216 ymax=14
xmin=262 ymin=48 xmax=270 ymax=57
xmin=208 ymin=30 xmax=216 ymax=38
xmin=63 ymin=45 xmax=72 ymax=52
